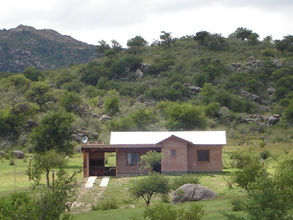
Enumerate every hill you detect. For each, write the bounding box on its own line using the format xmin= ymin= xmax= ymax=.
xmin=0 ymin=25 xmax=97 ymax=72
xmin=0 ymin=28 xmax=292 ymax=150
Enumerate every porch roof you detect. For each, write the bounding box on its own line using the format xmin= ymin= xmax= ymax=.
xmin=110 ymin=131 xmax=226 ymax=145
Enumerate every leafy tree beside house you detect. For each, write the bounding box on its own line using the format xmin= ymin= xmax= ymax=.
xmin=140 ymin=151 xmax=162 ymax=173
xmin=30 ymin=111 xmax=74 ymax=155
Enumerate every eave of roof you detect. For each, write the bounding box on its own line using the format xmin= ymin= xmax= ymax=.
xmin=110 ymin=131 xmax=226 ymax=145
xmin=81 ymin=144 xmax=160 ymax=149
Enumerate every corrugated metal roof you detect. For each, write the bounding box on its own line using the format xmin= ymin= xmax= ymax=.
xmin=110 ymin=131 xmax=226 ymax=145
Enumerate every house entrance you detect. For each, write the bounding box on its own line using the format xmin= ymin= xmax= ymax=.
xmin=89 ymin=152 xmax=116 ymax=176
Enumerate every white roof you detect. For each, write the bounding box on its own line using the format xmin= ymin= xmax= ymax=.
xmin=110 ymin=131 xmax=226 ymax=145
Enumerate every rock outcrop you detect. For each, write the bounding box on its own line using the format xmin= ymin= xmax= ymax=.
xmin=172 ymin=184 xmax=216 ymax=204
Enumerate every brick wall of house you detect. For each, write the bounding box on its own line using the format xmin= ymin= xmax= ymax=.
xmin=161 ymin=136 xmax=188 ymax=173
xmin=117 ymin=148 xmax=150 ymax=175
xmin=187 ymin=144 xmax=223 ymax=172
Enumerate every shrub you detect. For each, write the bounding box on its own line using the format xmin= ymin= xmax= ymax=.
xmin=231 ymin=197 xmax=246 ymax=211
xmin=92 ymin=198 xmax=118 ymax=211
xmin=231 ymin=161 xmax=264 ymax=190
xmin=260 ymin=150 xmax=271 ymax=160
xmin=143 ymin=203 xmax=205 ymax=220
xmin=229 ymin=151 xmax=255 ymax=169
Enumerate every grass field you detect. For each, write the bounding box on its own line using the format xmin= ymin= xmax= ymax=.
xmin=0 ymin=142 xmax=292 ymax=219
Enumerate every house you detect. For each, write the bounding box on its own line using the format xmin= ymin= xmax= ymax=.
xmin=81 ymin=131 xmax=226 ymax=177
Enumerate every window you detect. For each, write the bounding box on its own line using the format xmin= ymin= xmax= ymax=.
xmin=127 ymin=152 xmax=139 ymax=166
xmin=197 ymin=150 xmax=210 ymax=162
xmin=171 ymin=149 xmax=176 ymax=157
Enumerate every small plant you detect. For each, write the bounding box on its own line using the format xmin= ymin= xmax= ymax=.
xmin=260 ymin=150 xmax=271 ymax=160
xmin=143 ymin=203 xmax=205 ymax=220
xmin=259 ymin=141 xmax=266 ymax=148
xmin=9 ymin=159 xmax=15 ymax=166
xmin=92 ymin=198 xmax=118 ymax=211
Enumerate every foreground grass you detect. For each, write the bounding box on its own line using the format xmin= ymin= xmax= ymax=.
xmin=0 ymin=143 xmax=291 ymax=219
xmin=74 ymin=172 xmax=247 ymax=220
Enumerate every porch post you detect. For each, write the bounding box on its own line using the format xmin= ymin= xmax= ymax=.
xmin=116 ymin=148 xmax=118 ymax=176
xmin=82 ymin=150 xmax=87 ymax=177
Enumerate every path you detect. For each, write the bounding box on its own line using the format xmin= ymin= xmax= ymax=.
xmin=70 ymin=176 xmax=110 ymax=214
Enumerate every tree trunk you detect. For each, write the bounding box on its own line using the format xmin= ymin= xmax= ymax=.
xmin=46 ymin=170 xmax=50 ymax=187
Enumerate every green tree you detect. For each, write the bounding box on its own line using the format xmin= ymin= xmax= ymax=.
xmin=160 ymin=31 xmax=175 ymax=47
xmin=129 ymin=108 xmax=156 ymax=130
xmin=30 ymin=111 xmax=74 ymax=155
xmin=274 ymin=159 xmax=293 ymax=204
xmin=284 ymin=101 xmax=293 ymax=123
xmin=275 ymin=35 xmax=293 ymax=52
xmin=127 ymin=36 xmax=148 ymax=54
xmin=0 ymin=102 xmax=39 ymax=139
xmin=111 ymin=39 xmax=123 ymax=53
xmin=232 ymin=160 xmax=264 ymax=190
xmin=96 ymin=40 xmax=111 ymax=55
xmin=163 ymin=102 xmax=207 ymax=130
xmin=59 ymin=91 xmax=83 ymax=113
xmin=23 ymin=66 xmax=44 ymax=81
xmin=230 ymin=27 xmax=252 ymax=40
xmin=32 ymin=150 xmax=67 ymax=187
xmin=80 ymin=63 xmax=110 ymax=85
xmin=25 ymin=81 xmax=55 ymax=110
xmin=129 ymin=173 xmax=170 ymax=206
xmin=5 ymin=74 xmax=31 ymax=94
xmin=140 ymin=151 xmax=162 ymax=173
xmin=247 ymin=32 xmax=259 ymax=45
xmin=104 ymin=90 xmax=120 ymax=116
xmin=194 ymin=31 xmax=210 ymax=46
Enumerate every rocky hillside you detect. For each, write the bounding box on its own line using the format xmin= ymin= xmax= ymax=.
xmin=0 ymin=25 xmax=97 ymax=72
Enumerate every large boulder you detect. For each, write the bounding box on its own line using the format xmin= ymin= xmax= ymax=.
xmin=13 ymin=150 xmax=25 ymax=159
xmin=100 ymin=114 xmax=111 ymax=121
xmin=172 ymin=184 xmax=216 ymax=204
xmin=268 ymin=114 xmax=280 ymax=125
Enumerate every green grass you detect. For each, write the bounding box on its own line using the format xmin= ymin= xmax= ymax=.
xmin=73 ymin=177 xmax=245 ymax=220
xmin=0 ymin=153 xmax=83 ymax=196
xmin=1 ymin=143 xmax=292 ymax=219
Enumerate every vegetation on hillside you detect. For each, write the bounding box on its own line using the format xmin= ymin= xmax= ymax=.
xmin=0 ymin=27 xmax=292 ymax=152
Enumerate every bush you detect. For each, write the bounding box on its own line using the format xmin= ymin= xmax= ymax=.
xmin=259 ymin=150 xmax=270 ymax=160
xmin=232 ymin=161 xmax=264 ymax=190
xmin=229 ymin=151 xmax=255 ymax=169
xmin=143 ymin=203 xmax=205 ymax=220
xmin=231 ymin=197 xmax=246 ymax=211
xmin=92 ymin=198 xmax=118 ymax=211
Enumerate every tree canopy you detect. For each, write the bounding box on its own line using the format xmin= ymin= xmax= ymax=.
xmin=30 ymin=111 xmax=74 ymax=155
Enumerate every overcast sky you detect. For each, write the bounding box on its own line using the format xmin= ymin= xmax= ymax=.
xmin=1 ymin=0 xmax=293 ymax=46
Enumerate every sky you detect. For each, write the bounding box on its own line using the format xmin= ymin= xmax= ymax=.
xmin=1 ymin=0 xmax=293 ymax=46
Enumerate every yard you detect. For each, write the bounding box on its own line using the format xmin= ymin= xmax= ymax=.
xmin=0 ymin=142 xmax=292 ymax=219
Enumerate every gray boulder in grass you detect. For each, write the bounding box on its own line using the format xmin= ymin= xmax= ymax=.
xmin=172 ymin=184 xmax=216 ymax=204
xmin=13 ymin=150 xmax=25 ymax=159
